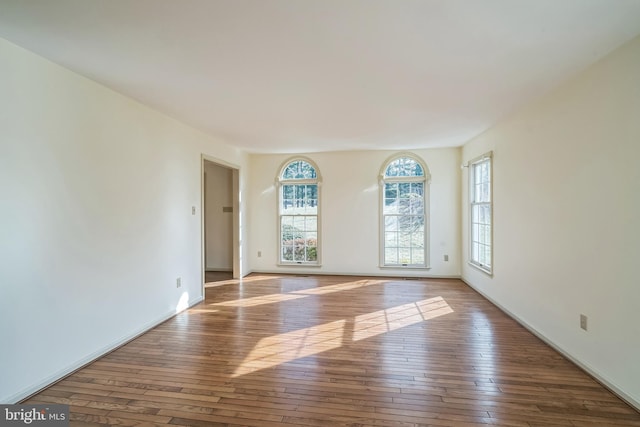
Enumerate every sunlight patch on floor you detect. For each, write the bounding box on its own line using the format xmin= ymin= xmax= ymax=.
xmin=205 ymin=275 xmax=282 ymax=288
xmin=210 ymin=279 xmax=380 ymax=306
xmin=210 ymin=292 xmax=307 ymax=307
xmin=293 ymin=279 xmax=384 ymax=295
xmin=189 ymin=308 xmax=220 ymax=314
xmin=232 ymin=296 xmax=454 ymax=378
xmin=232 ymin=320 xmax=346 ymax=377
xmin=353 ymin=296 xmax=453 ymax=341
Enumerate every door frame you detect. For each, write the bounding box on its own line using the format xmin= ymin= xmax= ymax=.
xmin=201 ymin=155 xmax=241 ymax=290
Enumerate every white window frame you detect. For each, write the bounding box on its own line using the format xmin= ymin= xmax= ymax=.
xmin=468 ymin=152 xmax=493 ymax=275
xmin=276 ymin=157 xmax=321 ymax=266
xmin=379 ymin=153 xmax=431 ymax=269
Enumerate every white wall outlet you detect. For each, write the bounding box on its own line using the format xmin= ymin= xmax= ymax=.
xmin=258 ymin=251 xmax=262 ymax=258
xmin=191 ymin=206 xmax=196 ymax=215
xmin=444 ymin=254 xmax=449 ymax=261
xmin=176 ymin=277 xmax=182 ymax=288
xmin=580 ymin=314 xmax=587 ymax=331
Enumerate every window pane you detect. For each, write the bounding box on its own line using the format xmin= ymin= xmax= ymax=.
xmin=282 ymin=246 xmax=293 ymax=261
xmin=384 ymin=157 xmax=424 ymax=177
xmin=409 ymin=188 xmax=424 ymax=214
xmin=398 ymin=248 xmax=411 ymax=265
xmin=399 ymin=215 xmax=423 ymax=233
xmin=385 ymin=183 xmax=398 ymax=199
xmin=282 ymin=185 xmax=294 ymax=213
xmin=398 ymin=197 xmax=410 ymax=214
xmin=481 ymin=183 xmax=490 ymax=203
xmin=412 ymin=248 xmax=424 ymax=264
xmin=292 ymin=216 xmax=305 ymax=233
xmin=305 ymin=185 xmax=318 ymax=214
xmin=384 ymin=198 xmax=398 ymax=214
xmin=385 ymin=248 xmax=398 ymax=264
xmin=398 ymin=231 xmax=411 ymax=249
xmin=411 ymin=231 xmax=424 ymax=247
xmin=282 ymin=160 xmax=317 ymax=180
xmin=384 ymin=183 xmax=398 ymax=214
xmin=294 ymin=243 xmax=305 ymax=261
xmin=385 ymin=231 xmax=397 ymax=247
xmin=385 ymin=215 xmax=398 ymax=232
xmin=305 ymin=216 xmax=317 ymax=231
xmin=306 ymin=232 xmax=318 ymax=246
xmin=398 ymin=182 xmax=411 ymax=197
xmin=306 ymin=246 xmax=318 ymax=261
xmin=411 ymin=182 xmax=423 ymax=195
xmin=281 ymin=215 xmax=293 ymax=228
xmin=283 ymin=184 xmax=294 ymax=198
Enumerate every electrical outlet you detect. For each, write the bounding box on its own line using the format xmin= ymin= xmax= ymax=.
xmin=176 ymin=277 xmax=182 ymax=288
xmin=258 ymin=251 xmax=262 ymax=258
xmin=580 ymin=314 xmax=587 ymax=331
xmin=444 ymin=254 xmax=449 ymax=262
xmin=191 ymin=206 xmax=196 ymax=215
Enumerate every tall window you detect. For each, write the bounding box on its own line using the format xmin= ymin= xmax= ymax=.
xmin=278 ymin=158 xmax=320 ymax=265
xmin=380 ymin=155 xmax=429 ymax=268
xmin=469 ymin=153 xmax=492 ymax=274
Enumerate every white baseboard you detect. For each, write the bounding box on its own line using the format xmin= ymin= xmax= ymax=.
xmin=250 ymin=269 xmax=461 ymax=280
xmin=7 ymin=296 xmax=203 ymax=404
xmin=460 ymin=277 xmax=640 ymax=412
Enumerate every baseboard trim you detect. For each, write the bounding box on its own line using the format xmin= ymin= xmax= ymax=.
xmin=250 ymin=269 xmax=461 ymax=280
xmin=460 ymin=277 xmax=640 ymax=412
xmin=8 ymin=296 xmax=204 ymax=404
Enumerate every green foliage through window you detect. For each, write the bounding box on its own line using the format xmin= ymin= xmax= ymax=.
xmin=279 ymin=159 xmax=320 ymax=264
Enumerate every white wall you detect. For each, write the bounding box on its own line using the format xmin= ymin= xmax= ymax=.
xmin=0 ymin=38 xmax=248 ymax=403
xmin=204 ymin=161 xmax=233 ymax=271
xmin=248 ymin=149 xmax=461 ymax=277
xmin=461 ymin=35 xmax=640 ymax=408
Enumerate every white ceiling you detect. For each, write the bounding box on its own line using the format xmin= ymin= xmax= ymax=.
xmin=2 ymin=0 xmax=640 ymax=153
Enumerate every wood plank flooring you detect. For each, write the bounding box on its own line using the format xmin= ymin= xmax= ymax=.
xmin=26 ymin=275 xmax=640 ymax=426
xmin=204 ymin=271 xmax=234 ymax=284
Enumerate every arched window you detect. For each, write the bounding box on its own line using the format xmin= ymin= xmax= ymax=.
xmin=380 ymin=154 xmax=430 ymax=268
xmin=277 ymin=158 xmax=321 ymax=265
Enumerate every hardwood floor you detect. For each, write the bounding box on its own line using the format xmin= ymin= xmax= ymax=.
xmin=205 ymin=271 xmax=233 ymax=284
xmin=26 ymin=275 xmax=640 ymax=426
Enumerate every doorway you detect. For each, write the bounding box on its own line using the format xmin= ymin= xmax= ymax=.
xmin=202 ymin=157 xmax=240 ymax=285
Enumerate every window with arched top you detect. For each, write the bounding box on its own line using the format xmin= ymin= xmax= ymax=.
xmin=277 ymin=158 xmax=321 ymax=265
xmin=380 ymin=154 xmax=430 ymax=268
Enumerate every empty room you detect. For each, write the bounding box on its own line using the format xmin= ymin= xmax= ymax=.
xmin=1 ymin=1 xmax=639 ymax=426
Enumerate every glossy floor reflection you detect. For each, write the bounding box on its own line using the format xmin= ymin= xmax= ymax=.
xmin=26 ymin=274 xmax=640 ymax=426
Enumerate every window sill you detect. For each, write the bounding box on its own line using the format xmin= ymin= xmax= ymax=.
xmin=277 ymin=262 xmax=322 ymax=267
xmin=468 ymin=262 xmax=492 ymax=276
xmin=379 ymin=265 xmax=431 ymax=270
